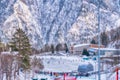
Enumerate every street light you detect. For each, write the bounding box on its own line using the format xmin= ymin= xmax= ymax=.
xmin=97 ymin=0 xmax=101 ymax=80
xmin=119 ymin=0 xmax=120 ymax=16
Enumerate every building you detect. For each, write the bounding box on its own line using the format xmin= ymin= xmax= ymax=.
xmin=88 ymin=48 xmax=120 ymax=57
xmin=69 ymin=44 xmax=90 ymax=54
xmin=90 ymin=44 xmax=104 ymax=48
xmin=69 ymin=44 xmax=105 ymax=55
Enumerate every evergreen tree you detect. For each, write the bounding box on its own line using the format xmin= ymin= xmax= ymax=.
xmin=82 ymin=48 xmax=90 ymax=56
xmin=51 ymin=44 xmax=54 ymax=54
xmin=91 ymin=39 xmax=96 ymax=44
xmin=56 ymin=44 xmax=59 ymax=52
xmin=11 ymin=28 xmax=31 ymax=70
xmin=44 ymin=44 xmax=49 ymax=52
xmin=100 ymin=32 xmax=108 ymax=47
xmin=56 ymin=43 xmax=62 ymax=52
xmin=64 ymin=43 xmax=68 ymax=53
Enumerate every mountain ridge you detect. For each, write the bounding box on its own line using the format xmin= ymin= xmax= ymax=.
xmin=0 ymin=0 xmax=120 ymax=48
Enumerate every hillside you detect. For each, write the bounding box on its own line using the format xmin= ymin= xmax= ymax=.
xmin=0 ymin=0 xmax=120 ymax=48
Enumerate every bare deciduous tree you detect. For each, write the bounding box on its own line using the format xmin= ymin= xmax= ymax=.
xmin=0 ymin=54 xmax=15 ymax=80
xmin=31 ymin=56 xmax=44 ymax=77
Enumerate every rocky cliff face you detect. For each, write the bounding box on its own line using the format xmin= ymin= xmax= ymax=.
xmin=68 ymin=0 xmax=120 ymax=44
xmin=0 ymin=0 xmax=120 ymax=48
xmin=2 ymin=0 xmax=43 ymax=48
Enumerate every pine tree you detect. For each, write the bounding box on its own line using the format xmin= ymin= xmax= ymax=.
xmin=56 ymin=43 xmax=62 ymax=52
xmin=82 ymin=48 xmax=90 ymax=56
xmin=91 ymin=39 xmax=96 ymax=44
xmin=64 ymin=43 xmax=68 ymax=53
xmin=100 ymin=32 xmax=108 ymax=47
xmin=51 ymin=44 xmax=54 ymax=54
xmin=11 ymin=28 xmax=31 ymax=70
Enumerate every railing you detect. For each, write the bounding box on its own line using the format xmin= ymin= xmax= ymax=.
xmin=107 ymin=64 xmax=120 ymax=80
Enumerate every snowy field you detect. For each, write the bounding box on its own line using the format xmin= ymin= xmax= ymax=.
xmin=31 ymin=55 xmax=99 ymax=80
xmin=40 ymin=55 xmax=97 ymax=73
xmin=42 ymin=56 xmax=80 ymax=72
xmin=18 ymin=54 xmax=120 ymax=80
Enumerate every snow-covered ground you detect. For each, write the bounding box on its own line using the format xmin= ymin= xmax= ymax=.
xmin=30 ymin=55 xmax=98 ymax=80
xmin=18 ymin=54 xmax=120 ymax=80
xmin=32 ymin=55 xmax=97 ymax=73
xmin=42 ymin=55 xmax=91 ymax=72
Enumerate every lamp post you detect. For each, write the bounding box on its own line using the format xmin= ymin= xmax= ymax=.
xmin=97 ymin=0 xmax=101 ymax=80
xmin=119 ymin=0 xmax=120 ymax=16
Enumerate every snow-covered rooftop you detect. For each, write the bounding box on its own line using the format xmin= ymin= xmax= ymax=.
xmin=74 ymin=44 xmax=90 ymax=48
xmin=89 ymin=48 xmax=120 ymax=51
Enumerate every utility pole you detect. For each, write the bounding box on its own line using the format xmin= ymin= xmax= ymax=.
xmin=97 ymin=0 xmax=101 ymax=80
xmin=119 ymin=0 xmax=120 ymax=16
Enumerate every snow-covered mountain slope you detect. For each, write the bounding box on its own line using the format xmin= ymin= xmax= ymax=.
xmin=2 ymin=0 xmax=43 ymax=48
xmin=108 ymin=40 xmax=120 ymax=48
xmin=0 ymin=0 xmax=120 ymax=48
xmin=68 ymin=0 xmax=120 ymax=44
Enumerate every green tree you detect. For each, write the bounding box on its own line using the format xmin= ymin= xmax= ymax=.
xmin=101 ymin=32 xmax=108 ymax=47
xmin=91 ymin=39 xmax=96 ymax=44
xmin=11 ymin=28 xmax=31 ymax=70
xmin=56 ymin=43 xmax=62 ymax=52
xmin=82 ymin=48 xmax=90 ymax=56
xmin=64 ymin=43 xmax=68 ymax=53
xmin=51 ymin=44 xmax=54 ymax=54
